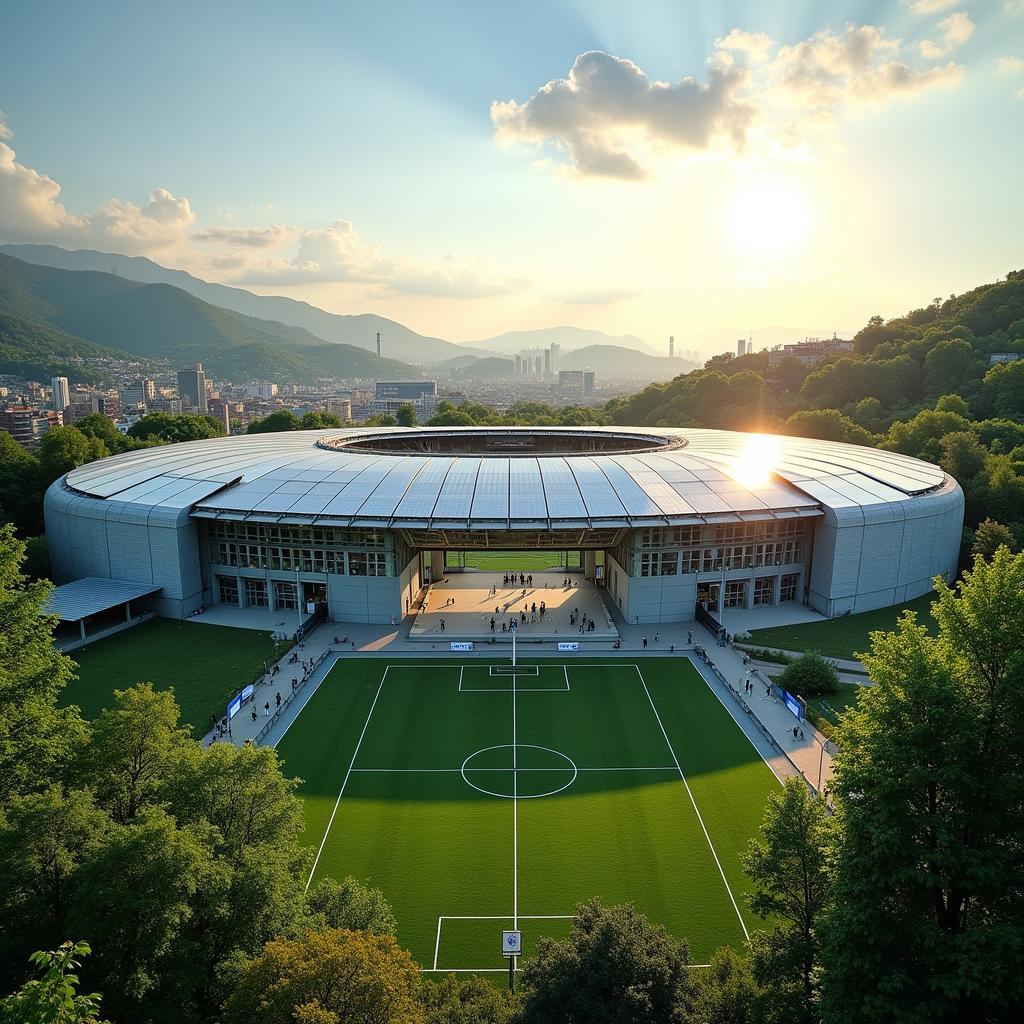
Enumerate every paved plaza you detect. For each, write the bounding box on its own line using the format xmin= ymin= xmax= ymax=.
xmin=409 ymin=570 xmax=617 ymax=641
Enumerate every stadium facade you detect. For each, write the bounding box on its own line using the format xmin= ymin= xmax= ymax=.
xmin=44 ymin=427 xmax=964 ymax=626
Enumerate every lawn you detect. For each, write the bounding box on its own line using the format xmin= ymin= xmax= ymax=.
xmin=63 ymin=618 xmax=282 ymax=736
xmin=744 ymin=592 xmax=939 ymax=661
xmin=805 ymin=683 xmax=864 ymax=728
xmin=450 ymin=550 xmax=577 ymax=571
xmin=276 ymin=657 xmax=779 ymax=972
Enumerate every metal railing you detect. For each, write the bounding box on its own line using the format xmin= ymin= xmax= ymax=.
xmin=254 ymin=646 xmax=332 ymax=745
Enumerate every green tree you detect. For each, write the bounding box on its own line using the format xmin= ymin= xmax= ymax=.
xmin=127 ymin=413 xmax=223 ymax=443
xmin=0 ymin=941 xmax=109 ymax=1024
xmin=396 ymin=403 xmax=418 ymax=427
xmin=74 ymin=413 xmax=128 ymax=454
xmin=83 ymin=684 xmax=192 ymax=824
xmin=38 ymin=427 xmax=108 ymax=488
xmin=821 ymin=550 xmax=1024 ymax=1022
xmin=427 ymin=408 xmax=475 ymax=426
xmin=0 ymin=525 xmax=85 ymax=805
xmin=776 ymin=651 xmax=840 ymax=698
xmin=923 ymin=338 xmax=976 ymax=398
xmin=0 ymin=788 xmax=109 ymax=977
xmin=362 ymin=413 xmax=399 ymax=427
xmin=982 ymin=357 xmax=1024 ymax=417
xmin=744 ymin=778 xmax=832 ymax=1022
xmin=971 ymin=517 xmax=1017 ymax=558
xmin=517 ymin=900 xmax=695 ymax=1024
xmin=0 ymin=431 xmax=43 ymax=535
xmin=69 ymin=807 xmax=216 ymax=1017
xmin=22 ymin=535 xmax=51 ymax=580
xmin=420 ymin=973 xmax=516 ymax=1024
xmin=784 ymin=410 xmax=874 ymax=445
xmin=304 ymin=876 xmax=396 ymax=936
xmin=689 ymin=946 xmax=756 ymax=1024
xmin=938 ymin=430 xmax=986 ymax=484
xmin=299 ymin=411 xmax=342 ymax=429
xmin=223 ymin=928 xmax=423 ymax=1024
xmin=246 ymin=409 xmax=301 ymax=433
xmin=933 ymin=393 xmax=970 ymax=416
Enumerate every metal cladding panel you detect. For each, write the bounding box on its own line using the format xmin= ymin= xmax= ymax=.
xmin=317 ymin=457 xmax=391 ymax=516
xmin=509 ymin=459 xmax=548 ymax=520
xmin=592 ymin=458 xmax=665 ymax=517
xmin=471 ymin=458 xmax=510 ymax=520
xmin=394 ymin=457 xmax=454 ymax=518
xmin=611 ymin=456 xmax=695 ymax=516
xmin=570 ymin=458 xmax=628 ymax=518
xmin=538 ymin=458 xmax=587 ymax=519
xmin=358 ymin=457 xmax=427 ymax=517
xmin=433 ymin=458 xmax=481 ymax=519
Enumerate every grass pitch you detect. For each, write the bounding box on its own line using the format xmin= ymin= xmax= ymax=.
xmin=277 ymin=658 xmax=779 ymax=972
xmin=63 ymin=619 xmax=281 ymax=736
xmin=745 ymin=591 xmax=938 ymax=660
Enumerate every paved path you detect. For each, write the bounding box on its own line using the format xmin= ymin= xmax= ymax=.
xmin=735 ymin=643 xmax=868 ymax=676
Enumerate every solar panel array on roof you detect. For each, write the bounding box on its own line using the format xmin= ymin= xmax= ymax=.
xmin=61 ymin=426 xmax=948 ymax=527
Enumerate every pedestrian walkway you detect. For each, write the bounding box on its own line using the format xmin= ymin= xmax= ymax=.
xmin=691 ymin=624 xmax=835 ymax=793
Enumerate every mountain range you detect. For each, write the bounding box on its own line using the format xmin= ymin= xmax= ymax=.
xmin=0 ymin=253 xmax=415 ymax=382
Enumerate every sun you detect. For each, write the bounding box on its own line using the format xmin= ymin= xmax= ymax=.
xmin=729 ymin=434 xmax=781 ymax=488
xmin=728 ymin=182 xmax=809 ymax=255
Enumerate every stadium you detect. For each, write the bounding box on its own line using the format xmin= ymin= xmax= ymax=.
xmin=44 ymin=425 xmax=964 ymax=633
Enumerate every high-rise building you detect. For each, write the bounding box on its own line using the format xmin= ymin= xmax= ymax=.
xmin=245 ymin=382 xmax=279 ymax=399
xmin=669 ymin=336 xmax=675 ymax=358
xmin=120 ymin=378 xmax=155 ymax=409
xmin=583 ymin=370 xmax=595 ymax=397
xmin=544 ymin=349 xmax=551 ymax=377
xmin=51 ymin=376 xmax=70 ymax=414
xmin=515 ymin=354 xmax=522 ymax=376
xmin=177 ymin=362 xmax=208 ymax=413
xmin=0 ymin=406 xmax=61 ymax=448
xmin=736 ymin=339 xmax=747 ymax=357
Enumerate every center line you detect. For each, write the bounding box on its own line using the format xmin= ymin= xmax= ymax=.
xmin=512 ymin=664 xmax=518 ymax=933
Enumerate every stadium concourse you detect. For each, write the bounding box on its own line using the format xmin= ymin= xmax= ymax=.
xmin=410 ymin=571 xmax=617 ymax=641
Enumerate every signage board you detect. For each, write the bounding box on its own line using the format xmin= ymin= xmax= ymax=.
xmin=557 ymin=642 xmax=580 ymax=652
xmin=502 ymin=930 xmax=522 ymax=956
xmin=450 ymin=641 xmax=474 ymax=652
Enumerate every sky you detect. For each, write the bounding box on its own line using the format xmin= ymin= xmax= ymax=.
xmin=0 ymin=0 xmax=1022 ymax=354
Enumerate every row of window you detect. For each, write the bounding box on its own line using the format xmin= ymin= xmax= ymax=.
xmin=636 ymin=520 xmax=806 ymax=550
xmin=637 ymin=539 xmax=804 ymax=577
xmin=211 ymin=543 xmax=389 ymax=576
xmin=216 ymin=576 xmax=300 ymax=609
xmin=208 ymin=521 xmax=387 ymax=548
xmin=698 ymin=573 xmax=801 ymax=608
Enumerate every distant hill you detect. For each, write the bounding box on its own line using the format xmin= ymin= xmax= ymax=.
xmin=0 ymin=253 xmax=416 ymax=382
xmin=462 ymin=326 xmax=660 ymax=357
xmin=559 ymin=345 xmax=697 ymax=379
xmin=0 ymin=313 xmax=131 ymax=385
xmin=0 ymin=243 xmax=477 ymax=364
xmin=440 ymin=345 xmax=696 ymax=381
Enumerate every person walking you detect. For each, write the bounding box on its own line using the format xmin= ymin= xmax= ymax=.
xmin=275 ymin=692 xmax=282 ymax=709
xmin=687 ymin=630 xmax=693 ymax=644
xmin=642 ymin=636 xmax=648 ymax=649
xmin=440 ymin=619 xmax=445 ymax=632
xmin=264 ymin=701 xmax=271 ymax=717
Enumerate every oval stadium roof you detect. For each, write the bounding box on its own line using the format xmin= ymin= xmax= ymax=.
xmin=62 ymin=427 xmax=948 ymax=529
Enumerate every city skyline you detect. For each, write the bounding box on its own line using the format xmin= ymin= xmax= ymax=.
xmin=1 ymin=0 xmax=1022 ymax=353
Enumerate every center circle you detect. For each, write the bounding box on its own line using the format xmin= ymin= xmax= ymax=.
xmin=460 ymin=744 xmax=578 ymax=800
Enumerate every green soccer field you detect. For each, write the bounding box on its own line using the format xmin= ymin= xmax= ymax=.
xmin=276 ymin=657 xmax=779 ymax=973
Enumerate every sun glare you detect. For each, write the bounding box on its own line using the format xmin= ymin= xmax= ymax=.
xmin=729 ymin=182 xmax=809 ymax=255
xmin=730 ymin=434 xmax=780 ymax=488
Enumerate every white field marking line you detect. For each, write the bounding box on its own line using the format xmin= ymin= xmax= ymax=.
xmin=351 ymin=766 xmax=676 ymax=773
xmin=459 ymin=665 xmax=464 ymax=691
xmin=432 ymin=916 xmax=443 ymax=971
xmin=305 ymin=665 xmax=390 ymax=891
xmin=635 ymin=665 xmax=750 ymax=942
xmin=564 ymin=665 xmax=570 ymax=690
xmin=512 ymin=665 xmax=518 ymax=931
xmin=460 ymin=687 xmax=568 ymax=693
xmin=686 ymin=655 xmax=784 ymax=786
xmin=271 ymin=652 xmax=341 ymax=748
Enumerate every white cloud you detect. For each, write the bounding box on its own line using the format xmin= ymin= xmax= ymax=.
xmin=997 ymin=56 xmax=1024 ymax=72
xmin=716 ymin=29 xmax=774 ymax=63
xmin=920 ymin=11 xmax=975 ymax=59
xmin=494 ymin=25 xmax=966 ymax=179
xmin=192 ymin=224 xmax=297 ymax=248
xmin=908 ymin=0 xmax=959 ymax=13
xmin=0 ymin=117 xmax=525 ymax=300
xmin=1006 ymin=1 xmax=1024 ymax=15
xmin=0 ymin=130 xmax=194 ymax=252
xmin=491 ymin=50 xmax=756 ymax=180
xmin=0 ymin=111 xmax=12 ymax=141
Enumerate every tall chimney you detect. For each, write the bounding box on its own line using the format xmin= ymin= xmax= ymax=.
xmin=376 ymin=331 xmax=381 ymax=358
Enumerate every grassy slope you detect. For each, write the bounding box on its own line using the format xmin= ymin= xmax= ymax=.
xmin=63 ymin=618 xmax=280 ymax=736
xmin=744 ymin=592 xmax=938 ymax=660
xmin=278 ymin=657 xmax=778 ymax=969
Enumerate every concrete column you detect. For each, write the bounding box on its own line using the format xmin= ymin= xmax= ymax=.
xmin=237 ymin=575 xmax=247 ymax=608
xmin=745 ymin=578 xmax=755 ymax=609
xmin=430 ymin=550 xmax=445 ymax=580
xmin=125 ymin=600 xmax=132 ymax=622
xmin=584 ymin=550 xmax=596 ymax=579
xmin=772 ymin=572 xmax=782 ymax=606
xmin=79 ymin=620 xmax=86 ymax=641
